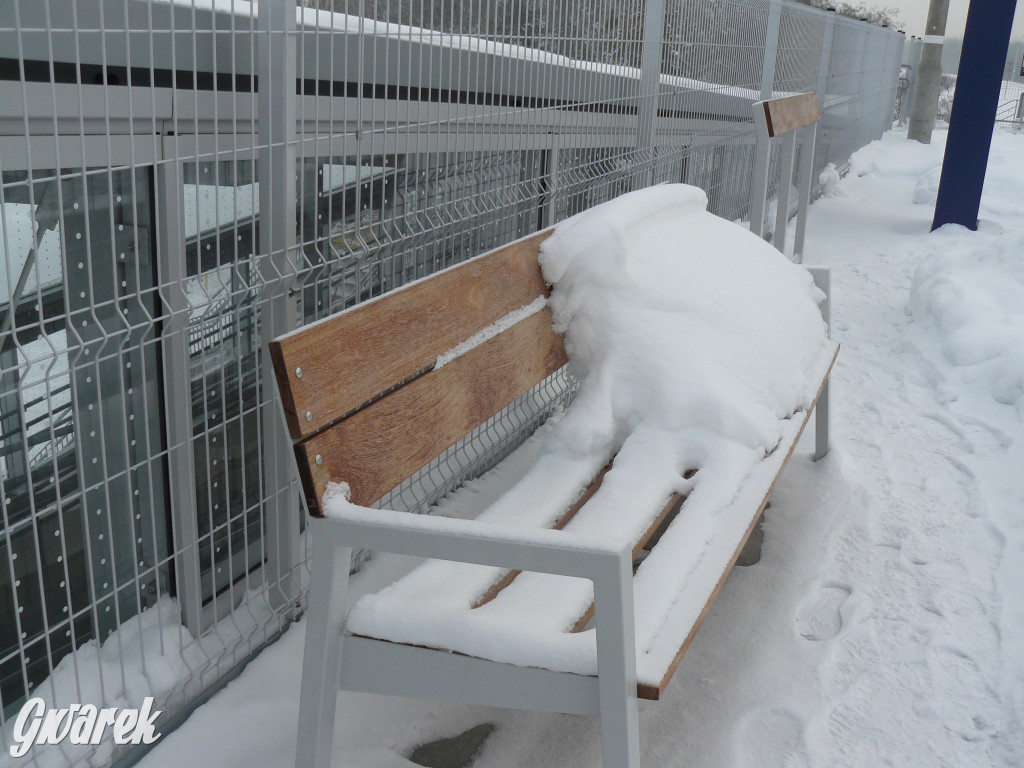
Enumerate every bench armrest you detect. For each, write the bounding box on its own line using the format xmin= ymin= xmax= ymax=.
xmin=300 ymin=501 xmax=640 ymax=768
xmin=315 ymin=501 xmax=632 ymax=581
xmin=309 ymin=500 xmax=638 ymax=715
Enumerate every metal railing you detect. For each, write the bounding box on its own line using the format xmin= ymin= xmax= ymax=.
xmin=995 ymin=80 xmax=1024 ymax=124
xmin=0 ymin=1 xmax=903 ymax=765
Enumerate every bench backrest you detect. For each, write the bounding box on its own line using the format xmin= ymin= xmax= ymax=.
xmin=269 ymin=229 xmax=567 ymax=515
xmin=756 ymin=92 xmax=820 ymax=138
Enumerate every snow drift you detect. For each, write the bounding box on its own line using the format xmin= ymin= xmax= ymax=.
xmin=909 ymin=227 xmax=1024 ymax=408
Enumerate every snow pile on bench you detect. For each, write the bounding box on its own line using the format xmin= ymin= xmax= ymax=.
xmin=540 ymin=183 xmax=826 ymax=455
xmin=330 ymin=184 xmax=832 ymax=682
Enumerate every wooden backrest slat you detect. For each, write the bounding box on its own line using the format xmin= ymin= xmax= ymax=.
xmin=296 ymin=308 xmax=567 ymax=514
xmin=761 ymin=92 xmax=820 ymax=137
xmin=270 ymin=230 xmax=553 ymax=440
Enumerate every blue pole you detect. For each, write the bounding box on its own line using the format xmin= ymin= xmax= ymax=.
xmin=931 ymin=0 xmax=1019 ymax=231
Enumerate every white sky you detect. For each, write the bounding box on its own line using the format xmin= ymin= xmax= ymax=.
xmin=885 ymin=0 xmax=1024 ymax=39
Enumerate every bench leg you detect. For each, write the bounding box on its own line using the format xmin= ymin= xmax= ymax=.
xmin=807 ymin=265 xmax=832 ymax=463
xmin=296 ymin=522 xmax=350 ymax=768
xmin=594 ymin=554 xmax=640 ymax=768
xmin=814 ymin=377 xmax=830 ymax=461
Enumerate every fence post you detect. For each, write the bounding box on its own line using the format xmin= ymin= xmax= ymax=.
xmin=852 ymin=25 xmax=871 ymax=149
xmin=635 ymin=0 xmax=666 ymax=189
xmin=773 ymin=131 xmax=797 ymax=254
xmin=888 ymin=34 xmax=906 ymax=130
xmin=877 ymin=32 xmax=900 ymax=136
xmin=793 ymin=17 xmax=835 ymax=260
xmin=900 ymin=37 xmax=924 ymax=127
xmin=760 ymin=1 xmax=783 ymax=100
xmin=749 ymin=0 xmax=783 ymax=238
xmin=540 ymin=134 xmax=561 ymax=229
xmin=155 ymin=161 xmax=205 ymax=636
xmin=258 ymin=0 xmax=300 ymax=612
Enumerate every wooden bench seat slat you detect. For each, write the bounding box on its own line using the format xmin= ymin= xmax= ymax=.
xmin=297 ymin=308 xmax=568 ymax=513
xmin=472 ymin=463 xmax=614 ymax=609
xmin=470 ymin=467 xmax=686 ymax=615
xmin=270 ymin=230 xmax=553 ymax=441
xmin=566 ymin=491 xmax=685 ymax=636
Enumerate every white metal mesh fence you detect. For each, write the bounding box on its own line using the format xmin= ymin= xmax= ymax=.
xmin=0 ymin=1 xmax=902 ymax=764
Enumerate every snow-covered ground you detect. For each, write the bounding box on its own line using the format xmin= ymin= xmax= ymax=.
xmin=133 ymin=127 xmax=1024 ymax=768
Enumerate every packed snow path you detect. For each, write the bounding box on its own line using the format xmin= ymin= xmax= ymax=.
xmin=767 ymin=131 xmax=1024 ymax=767
xmin=128 ymin=129 xmax=1024 ymax=768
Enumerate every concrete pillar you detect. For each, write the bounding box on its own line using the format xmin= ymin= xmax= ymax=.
xmin=907 ymin=0 xmax=951 ymax=143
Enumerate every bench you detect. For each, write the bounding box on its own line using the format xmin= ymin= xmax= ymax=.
xmin=270 ymin=195 xmax=838 ymax=768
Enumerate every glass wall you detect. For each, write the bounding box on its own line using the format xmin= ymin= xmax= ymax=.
xmin=1 ymin=168 xmax=168 ymax=718
xmin=180 ymin=160 xmax=264 ymax=605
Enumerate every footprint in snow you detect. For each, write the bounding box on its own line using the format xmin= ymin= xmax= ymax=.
xmin=795 ymin=584 xmax=851 ymax=642
xmin=733 ymin=709 xmax=810 ymax=768
xmin=921 ymin=411 xmax=1012 ymax=457
xmin=958 ymin=414 xmax=1013 ymax=455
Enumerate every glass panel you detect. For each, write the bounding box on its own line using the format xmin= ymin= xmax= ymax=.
xmin=182 ymin=160 xmax=263 ymax=603
xmin=0 ymin=168 xmax=168 ymax=718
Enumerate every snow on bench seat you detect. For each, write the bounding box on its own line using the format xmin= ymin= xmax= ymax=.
xmin=331 ymin=336 xmax=834 ymax=696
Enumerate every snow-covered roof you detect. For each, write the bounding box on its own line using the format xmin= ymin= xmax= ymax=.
xmin=152 ymin=0 xmax=797 ymax=104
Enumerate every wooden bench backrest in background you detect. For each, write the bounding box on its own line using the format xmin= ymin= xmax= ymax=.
xmin=758 ymin=92 xmax=820 ymax=138
xmin=269 ymin=230 xmax=567 ymax=515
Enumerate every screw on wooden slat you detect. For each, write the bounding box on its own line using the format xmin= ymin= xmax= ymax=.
xmin=315 ymin=455 xmax=323 ymax=466
xmin=295 ymin=367 xmax=303 ymax=378
xmin=305 ymin=411 xmax=313 ymax=422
